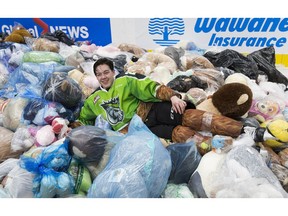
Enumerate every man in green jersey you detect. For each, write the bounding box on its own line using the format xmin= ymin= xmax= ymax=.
xmin=74 ymin=58 xmax=275 ymax=146
xmin=76 ymin=57 xmax=188 ymax=140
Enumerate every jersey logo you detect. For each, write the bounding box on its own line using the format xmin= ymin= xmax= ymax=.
xmin=93 ymin=95 xmax=100 ymax=104
xmin=101 ymin=97 xmax=124 ymax=125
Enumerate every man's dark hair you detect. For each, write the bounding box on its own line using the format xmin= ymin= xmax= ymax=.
xmin=93 ymin=58 xmax=114 ymax=74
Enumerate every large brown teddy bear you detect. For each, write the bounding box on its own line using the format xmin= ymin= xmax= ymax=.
xmin=171 ymin=82 xmax=253 ymax=155
xmin=196 ymin=82 xmax=253 ymax=119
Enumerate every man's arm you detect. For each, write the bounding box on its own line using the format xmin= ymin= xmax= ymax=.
xmin=77 ymin=100 xmax=98 ymax=126
xmin=156 ymin=85 xmax=187 ymax=114
xmin=155 ymin=85 xmax=182 ymax=101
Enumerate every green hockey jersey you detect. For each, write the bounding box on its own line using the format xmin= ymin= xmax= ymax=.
xmin=78 ymin=73 xmax=162 ymax=131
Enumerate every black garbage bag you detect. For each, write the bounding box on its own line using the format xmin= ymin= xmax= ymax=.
xmin=247 ymin=46 xmax=288 ymax=86
xmin=0 ymin=32 xmax=8 ymax=42
xmin=112 ymin=54 xmax=128 ymax=74
xmin=204 ymin=49 xmax=259 ymax=80
xmin=167 ymin=141 xmax=202 ymax=184
xmin=66 ymin=125 xmax=108 ymax=164
xmin=93 ymin=54 xmax=127 ymax=75
xmin=164 ymin=46 xmax=185 ymax=69
xmin=22 ymin=98 xmax=76 ymax=125
xmin=215 ymin=67 xmax=235 ymax=79
xmin=43 ymin=72 xmax=83 ymax=109
xmin=41 ymin=30 xmax=74 ymax=46
xmin=167 ymin=75 xmax=208 ymax=92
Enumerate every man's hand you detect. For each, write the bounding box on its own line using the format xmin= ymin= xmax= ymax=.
xmin=171 ymin=95 xmax=187 ymax=114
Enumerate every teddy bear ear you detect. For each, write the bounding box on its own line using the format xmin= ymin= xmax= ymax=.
xmin=237 ymin=94 xmax=249 ymax=105
xmin=224 ymin=73 xmax=248 ymax=86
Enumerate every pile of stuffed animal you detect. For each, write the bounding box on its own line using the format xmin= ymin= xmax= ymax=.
xmin=0 ymin=23 xmax=288 ymax=198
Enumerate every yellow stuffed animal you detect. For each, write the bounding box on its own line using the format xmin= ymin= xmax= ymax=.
xmin=260 ymin=119 xmax=288 ymax=148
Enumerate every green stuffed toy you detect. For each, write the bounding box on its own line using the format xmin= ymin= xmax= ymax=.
xmin=68 ymin=159 xmax=92 ymax=196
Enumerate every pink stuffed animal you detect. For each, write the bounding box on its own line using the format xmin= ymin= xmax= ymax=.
xmin=35 ymin=125 xmax=56 ymax=147
xmin=52 ymin=117 xmax=70 ymax=139
xmin=249 ymin=97 xmax=284 ymax=123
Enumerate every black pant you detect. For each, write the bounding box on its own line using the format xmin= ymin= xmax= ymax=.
xmin=144 ymin=102 xmax=183 ymax=140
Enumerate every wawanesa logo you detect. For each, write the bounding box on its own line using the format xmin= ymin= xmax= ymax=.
xmin=195 ymin=18 xmax=288 ymax=48
xmin=149 ymin=18 xmax=185 ymax=47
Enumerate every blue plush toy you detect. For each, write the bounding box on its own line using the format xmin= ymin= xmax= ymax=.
xmin=20 ymin=139 xmax=75 ymax=198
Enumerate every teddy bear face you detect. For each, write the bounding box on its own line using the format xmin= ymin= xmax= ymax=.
xmin=249 ymin=98 xmax=281 ymax=122
xmin=256 ymin=101 xmax=279 ymax=117
xmin=212 ymin=83 xmax=253 ymax=118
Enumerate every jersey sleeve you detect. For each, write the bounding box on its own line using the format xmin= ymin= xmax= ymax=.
xmin=127 ymin=73 xmax=181 ymax=102
xmin=126 ymin=73 xmax=161 ymax=102
xmin=77 ymin=100 xmax=97 ymax=125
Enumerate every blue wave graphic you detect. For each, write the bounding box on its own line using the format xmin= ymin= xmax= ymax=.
xmin=149 ymin=23 xmax=185 ymax=28
xmin=170 ymin=30 xmax=185 ymax=34
xmin=149 ymin=18 xmax=185 ymax=47
xmin=154 ymin=39 xmax=180 ymax=42
xmin=150 ymin=32 xmax=161 ymax=35
xmin=153 ymin=39 xmax=180 ymax=46
xmin=149 ymin=21 xmax=184 ymax=25
xmin=149 ymin=30 xmax=184 ymax=35
xmin=150 ymin=18 xmax=183 ymax=22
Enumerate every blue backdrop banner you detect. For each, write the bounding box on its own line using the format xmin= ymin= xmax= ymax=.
xmin=0 ymin=18 xmax=112 ymax=46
